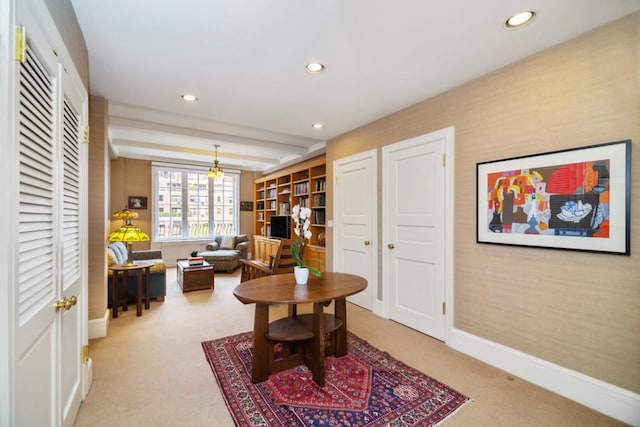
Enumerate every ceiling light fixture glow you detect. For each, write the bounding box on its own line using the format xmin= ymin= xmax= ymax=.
xmin=208 ymin=144 xmax=224 ymax=179
xmin=306 ymin=63 xmax=325 ymax=73
xmin=312 ymin=123 xmax=324 ymax=129
xmin=504 ymin=11 xmax=536 ymax=30
xmin=181 ymin=94 xmax=198 ymax=102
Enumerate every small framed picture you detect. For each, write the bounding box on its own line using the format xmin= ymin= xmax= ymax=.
xmin=128 ymin=196 xmax=148 ymax=210
xmin=240 ymin=201 xmax=253 ymax=211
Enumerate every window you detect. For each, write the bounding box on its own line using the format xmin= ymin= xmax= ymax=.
xmin=152 ymin=163 xmax=239 ymax=240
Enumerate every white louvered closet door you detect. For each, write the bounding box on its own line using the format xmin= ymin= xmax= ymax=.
xmin=15 ymin=22 xmax=60 ymax=427
xmin=59 ymin=90 xmax=85 ymax=426
xmin=12 ymin=1 xmax=87 ymax=425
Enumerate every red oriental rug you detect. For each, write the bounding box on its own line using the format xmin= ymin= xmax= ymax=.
xmin=202 ymin=331 xmax=470 ymax=426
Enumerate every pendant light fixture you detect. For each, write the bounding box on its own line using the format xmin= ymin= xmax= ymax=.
xmin=208 ymin=144 xmax=224 ymax=179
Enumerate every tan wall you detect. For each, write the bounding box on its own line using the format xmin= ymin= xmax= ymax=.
xmin=87 ymin=96 xmax=109 ymax=320
xmin=326 ymin=13 xmax=640 ymax=392
xmin=239 ymin=170 xmax=259 ymax=236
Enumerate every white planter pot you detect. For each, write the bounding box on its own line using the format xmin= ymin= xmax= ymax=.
xmin=294 ymin=266 xmax=309 ymax=284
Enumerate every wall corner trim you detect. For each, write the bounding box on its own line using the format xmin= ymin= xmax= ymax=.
xmin=88 ymin=310 xmax=110 ymax=339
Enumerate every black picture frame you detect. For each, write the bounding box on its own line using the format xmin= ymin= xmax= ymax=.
xmin=476 ymin=139 xmax=631 ymax=255
xmin=240 ymin=201 xmax=253 ymax=211
xmin=128 ymin=196 xmax=148 ymax=210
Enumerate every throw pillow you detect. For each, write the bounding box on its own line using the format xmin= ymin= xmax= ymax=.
xmin=219 ymin=236 xmax=236 ymax=250
xmin=205 ymin=241 xmax=219 ymax=251
xmin=108 ymin=242 xmax=128 ymax=264
xmin=106 ymin=248 xmax=117 ymax=266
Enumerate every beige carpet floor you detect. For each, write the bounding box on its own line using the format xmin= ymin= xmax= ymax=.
xmin=74 ymin=268 xmax=625 ymax=427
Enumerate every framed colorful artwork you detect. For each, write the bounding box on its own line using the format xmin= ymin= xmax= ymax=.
xmin=476 ymin=140 xmax=631 ymax=255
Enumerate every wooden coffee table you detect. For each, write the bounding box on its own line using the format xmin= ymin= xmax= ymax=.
xmin=177 ymin=259 xmax=214 ymax=292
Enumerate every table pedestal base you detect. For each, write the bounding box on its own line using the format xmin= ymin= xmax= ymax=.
xmin=251 ymin=301 xmax=346 ymax=387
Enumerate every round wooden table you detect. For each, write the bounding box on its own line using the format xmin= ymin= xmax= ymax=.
xmin=234 ymin=272 xmax=367 ymax=386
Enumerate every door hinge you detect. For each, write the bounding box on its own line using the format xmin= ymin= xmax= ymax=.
xmin=335 ymin=176 xmax=339 ymax=185
xmin=81 ymin=345 xmax=89 ymax=363
xmin=442 ymin=302 xmax=446 ymax=315
xmin=15 ymin=26 xmax=26 ymax=63
xmin=442 ymin=154 xmax=446 ymax=167
xmin=83 ymin=126 xmax=90 ymax=143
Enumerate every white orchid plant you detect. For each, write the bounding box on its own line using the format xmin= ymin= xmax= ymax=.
xmin=291 ymin=204 xmax=322 ymax=277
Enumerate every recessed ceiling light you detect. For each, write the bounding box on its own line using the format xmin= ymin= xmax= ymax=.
xmin=181 ymin=94 xmax=198 ymax=102
xmin=306 ymin=63 xmax=325 ymax=73
xmin=312 ymin=123 xmax=324 ymax=129
xmin=504 ymin=11 xmax=536 ymax=30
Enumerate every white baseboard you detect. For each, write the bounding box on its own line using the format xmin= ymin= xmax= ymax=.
xmin=88 ymin=309 xmax=110 ymax=339
xmin=448 ymin=328 xmax=640 ymax=426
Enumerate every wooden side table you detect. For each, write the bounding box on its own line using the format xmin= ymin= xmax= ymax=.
xmin=177 ymin=259 xmax=215 ymax=292
xmin=109 ymin=261 xmax=152 ymax=318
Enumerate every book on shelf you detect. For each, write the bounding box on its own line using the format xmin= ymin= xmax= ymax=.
xmin=279 ymin=202 xmax=290 ymax=215
xmin=313 ymin=194 xmax=325 ymax=206
xmin=293 ymin=181 xmax=309 ymax=195
xmin=312 ymin=209 xmax=325 ymax=225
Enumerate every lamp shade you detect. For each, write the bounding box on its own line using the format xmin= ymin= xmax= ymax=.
xmin=112 ymin=207 xmax=138 ymax=223
xmin=108 ymin=223 xmax=149 ymax=266
xmin=208 ymin=163 xmax=224 ymax=178
xmin=108 ymin=224 xmax=150 ymax=243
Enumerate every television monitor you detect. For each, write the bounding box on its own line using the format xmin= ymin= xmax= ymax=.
xmin=269 ymin=215 xmax=290 ymax=239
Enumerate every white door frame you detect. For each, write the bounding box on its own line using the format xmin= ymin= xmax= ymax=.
xmin=382 ymin=126 xmax=455 ymax=342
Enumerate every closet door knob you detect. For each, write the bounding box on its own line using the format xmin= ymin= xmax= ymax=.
xmin=54 ymin=296 xmax=77 ymax=312
xmin=388 ymin=243 xmax=395 ymax=249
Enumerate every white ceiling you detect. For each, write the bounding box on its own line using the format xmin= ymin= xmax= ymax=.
xmin=70 ymin=0 xmax=640 ymax=172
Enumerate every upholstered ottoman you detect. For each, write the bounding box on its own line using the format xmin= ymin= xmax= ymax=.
xmin=199 ymin=250 xmax=239 ymax=272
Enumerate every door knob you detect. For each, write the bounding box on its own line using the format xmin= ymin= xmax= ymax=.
xmin=54 ymin=295 xmax=78 ymax=312
xmin=364 ymin=240 xmax=371 ymax=246
xmin=54 ymin=298 xmax=69 ymax=312
xmin=388 ymin=243 xmax=395 ymax=249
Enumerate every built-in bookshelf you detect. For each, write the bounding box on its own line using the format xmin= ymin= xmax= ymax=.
xmin=310 ymin=164 xmax=326 ymax=230
xmin=253 ymin=156 xmax=326 ymax=270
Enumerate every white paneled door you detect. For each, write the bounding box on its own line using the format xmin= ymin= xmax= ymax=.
xmin=383 ymin=130 xmax=450 ymax=340
xmin=333 ymin=150 xmax=377 ymax=311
